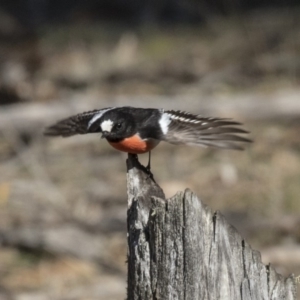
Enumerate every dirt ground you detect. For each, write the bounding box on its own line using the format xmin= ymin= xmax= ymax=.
xmin=0 ymin=8 xmax=300 ymax=300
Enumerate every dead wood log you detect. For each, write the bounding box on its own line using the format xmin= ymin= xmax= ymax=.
xmin=126 ymin=154 xmax=297 ymax=300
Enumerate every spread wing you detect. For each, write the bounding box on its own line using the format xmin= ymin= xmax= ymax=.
xmin=44 ymin=108 xmax=113 ymax=137
xmin=162 ymin=110 xmax=252 ymax=150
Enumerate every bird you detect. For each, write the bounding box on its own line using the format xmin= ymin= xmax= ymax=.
xmin=44 ymin=106 xmax=251 ymax=171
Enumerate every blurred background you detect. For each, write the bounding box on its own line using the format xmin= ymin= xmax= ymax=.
xmin=0 ymin=0 xmax=300 ymax=299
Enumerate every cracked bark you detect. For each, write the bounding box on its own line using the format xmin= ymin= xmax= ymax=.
xmin=126 ymin=154 xmax=297 ymax=300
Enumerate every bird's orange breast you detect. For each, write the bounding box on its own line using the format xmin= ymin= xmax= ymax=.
xmin=108 ymin=135 xmax=159 ymax=154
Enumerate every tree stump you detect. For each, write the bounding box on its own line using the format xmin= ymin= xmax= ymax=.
xmin=126 ymin=154 xmax=297 ymax=300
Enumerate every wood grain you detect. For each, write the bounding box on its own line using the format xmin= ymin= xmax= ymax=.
xmin=126 ymin=154 xmax=297 ymax=300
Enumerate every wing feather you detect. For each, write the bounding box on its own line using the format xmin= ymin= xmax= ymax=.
xmin=44 ymin=108 xmax=113 ymax=137
xmin=162 ymin=110 xmax=252 ymax=150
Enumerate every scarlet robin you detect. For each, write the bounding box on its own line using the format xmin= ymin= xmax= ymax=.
xmin=44 ymin=107 xmax=251 ymax=170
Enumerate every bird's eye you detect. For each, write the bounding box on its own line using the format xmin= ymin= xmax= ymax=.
xmin=115 ymin=123 xmax=122 ymax=129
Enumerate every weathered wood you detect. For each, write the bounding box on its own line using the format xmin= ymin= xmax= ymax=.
xmin=126 ymin=154 xmax=297 ymax=300
xmin=126 ymin=154 xmax=165 ymax=300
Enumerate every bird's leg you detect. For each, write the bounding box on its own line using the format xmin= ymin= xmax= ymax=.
xmin=145 ymin=151 xmax=155 ymax=180
xmin=128 ymin=152 xmax=153 ymax=179
xmin=127 ymin=153 xmax=139 ymax=167
xmin=131 ymin=153 xmax=138 ymax=161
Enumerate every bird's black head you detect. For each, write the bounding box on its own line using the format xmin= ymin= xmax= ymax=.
xmin=97 ymin=110 xmax=136 ymax=142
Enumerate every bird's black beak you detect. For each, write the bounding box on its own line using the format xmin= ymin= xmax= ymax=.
xmin=101 ymin=131 xmax=109 ymax=139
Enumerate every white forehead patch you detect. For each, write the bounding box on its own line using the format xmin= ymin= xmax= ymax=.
xmin=101 ymin=119 xmax=114 ymax=132
xmin=87 ymin=108 xmax=115 ymax=129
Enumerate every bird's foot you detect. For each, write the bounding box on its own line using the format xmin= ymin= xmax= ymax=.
xmin=145 ymin=164 xmax=155 ymax=181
